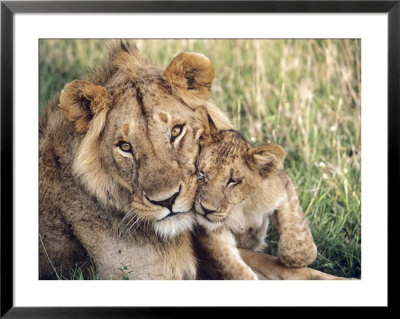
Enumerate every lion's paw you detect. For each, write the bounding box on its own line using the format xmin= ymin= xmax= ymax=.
xmin=277 ymin=234 xmax=317 ymax=268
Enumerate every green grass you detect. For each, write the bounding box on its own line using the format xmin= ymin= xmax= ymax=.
xmin=40 ymin=39 xmax=361 ymax=279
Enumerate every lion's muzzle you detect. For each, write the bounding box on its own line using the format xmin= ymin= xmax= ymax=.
xmin=146 ymin=185 xmax=181 ymax=213
xmin=195 ymin=200 xmax=226 ymax=224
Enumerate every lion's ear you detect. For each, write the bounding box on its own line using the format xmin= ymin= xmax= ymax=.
xmin=59 ymin=80 xmax=112 ymax=133
xmin=193 ymin=106 xmax=219 ymax=146
xmin=247 ymin=143 xmax=286 ymax=176
xmin=164 ymin=52 xmax=215 ymax=99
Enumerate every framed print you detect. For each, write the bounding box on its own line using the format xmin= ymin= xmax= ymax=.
xmin=1 ymin=0 xmax=395 ymax=316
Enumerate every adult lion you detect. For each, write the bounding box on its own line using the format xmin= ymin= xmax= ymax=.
xmin=39 ymin=40 xmax=342 ymax=280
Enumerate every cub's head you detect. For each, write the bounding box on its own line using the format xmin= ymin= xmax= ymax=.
xmin=194 ymin=108 xmax=286 ymax=230
xmin=59 ymin=41 xmax=231 ymax=239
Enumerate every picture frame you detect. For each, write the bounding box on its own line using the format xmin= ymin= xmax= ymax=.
xmin=1 ymin=0 xmax=395 ymax=316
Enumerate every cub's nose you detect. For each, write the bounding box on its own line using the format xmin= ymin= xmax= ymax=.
xmin=147 ymin=186 xmax=181 ymax=212
xmin=200 ymin=203 xmax=216 ymax=215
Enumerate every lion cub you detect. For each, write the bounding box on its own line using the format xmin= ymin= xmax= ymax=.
xmin=193 ymin=109 xmax=317 ymax=280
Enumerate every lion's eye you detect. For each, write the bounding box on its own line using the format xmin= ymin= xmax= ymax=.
xmin=172 ymin=126 xmax=182 ymax=137
xmin=119 ymin=141 xmax=132 ymax=153
xmin=227 ymin=178 xmax=241 ymax=187
xmin=171 ymin=124 xmax=184 ymax=142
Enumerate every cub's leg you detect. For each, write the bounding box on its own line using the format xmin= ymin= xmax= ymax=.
xmin=197 ymin=228 xmax=258 ymax=280
xmin=239 ymin=249 xmax=349 ymax=280
xmin=272 ymin=173 xmax=317 ymax=268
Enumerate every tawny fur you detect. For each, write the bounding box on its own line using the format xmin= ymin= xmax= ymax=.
xmin=39 ymin=40 xmax=232 ymax=280
xmin=193 ymin=111 xmax=317 ymax=280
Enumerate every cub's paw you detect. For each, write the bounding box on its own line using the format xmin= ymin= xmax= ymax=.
xmin=240 ymin=272 xmax=259 ymax=280
xmin=277 ymin=234 xmax=317 ymax=268
xmin=234 ymin=268 xmax=259 ymax=280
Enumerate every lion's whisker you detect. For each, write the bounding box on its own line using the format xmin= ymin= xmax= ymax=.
xmin=126 ymin=215 xmax=142 ymax=233
xmin=119 ymin=207 xmax=135 ymax=226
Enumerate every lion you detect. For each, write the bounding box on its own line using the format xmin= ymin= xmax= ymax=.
xmin=39 ymin=40 xmax=234 ymax=280
xmin=192 ymin=108 xmax=348 ymax=280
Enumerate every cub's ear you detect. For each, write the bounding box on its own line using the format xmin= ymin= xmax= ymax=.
xmin=247 ymin=143 xmax=286 ymax=176
xmin=193 ymin=106 xmax=219 ymax=146
xmin=59 ymin=80 xmax=112 ymax=133
xmin=164 ymin=52 xmax=215 ymax=99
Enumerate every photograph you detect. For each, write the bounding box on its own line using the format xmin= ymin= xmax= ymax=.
xmin=39 ymin=39 xmax=361 ymax=281
xmin=0 ymin=0 xmax=395 ymax=314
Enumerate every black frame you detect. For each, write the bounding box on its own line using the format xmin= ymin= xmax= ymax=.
xmin=1 ymin=1 xmax=395 ymax=317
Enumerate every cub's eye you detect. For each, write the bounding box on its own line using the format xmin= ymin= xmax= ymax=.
xmin=171 ymin=124 xmax=184 ymax=142
xmin=119 ymin=141 xmax=132 ymax=153
xmin=198 ymin=171 xmax=205 ymax=181
xmin=227 ymin=178 xmax=241 ymax=187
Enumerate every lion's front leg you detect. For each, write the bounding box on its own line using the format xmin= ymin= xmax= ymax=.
xmin=271 ymin=174 xmax=318 ymax=268
xmin=57 ymin=192 xmax=167 ymax=279
xmin=239 ymin=248 xmax=349 ymax=280
xmin=70 ymin=220 xmax=165 ymax=280
xmin=197 ymin=229 xmax=258 ymax=280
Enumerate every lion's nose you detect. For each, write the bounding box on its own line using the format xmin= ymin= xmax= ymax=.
xmin=147 ymin=186 xmax=181 ymax=212
xmin=200 ymin=203 xmax=216 ymax=215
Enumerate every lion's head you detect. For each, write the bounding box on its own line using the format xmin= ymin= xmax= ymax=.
xmin=59 ymin=41 xmax=231 ymax=239
xmin=193 ymin=108 xmax=286 ymax=230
